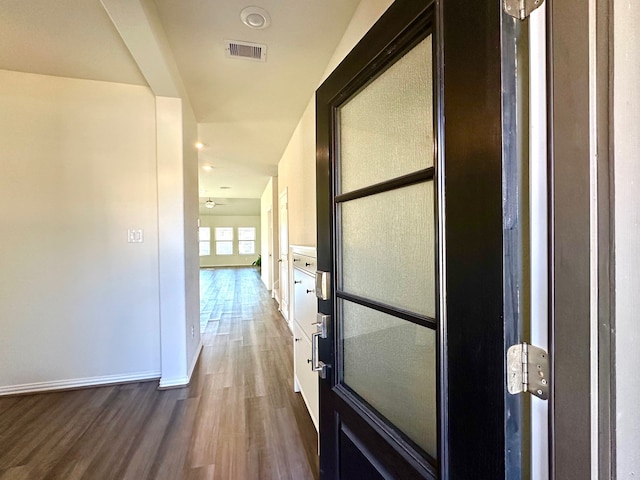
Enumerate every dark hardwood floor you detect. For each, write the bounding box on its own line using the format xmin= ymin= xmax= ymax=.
xmin=0 ymin=267 xmax=319 ymax=480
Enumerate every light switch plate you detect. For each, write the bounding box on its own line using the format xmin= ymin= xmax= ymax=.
xmin=128 ymin=229 xmax=144 ymax=243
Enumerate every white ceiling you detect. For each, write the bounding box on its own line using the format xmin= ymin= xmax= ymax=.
xmin=0 ymin=0 xmax=361 ymax=203
xmin=0 ymin=0 xmax=147 ymax=85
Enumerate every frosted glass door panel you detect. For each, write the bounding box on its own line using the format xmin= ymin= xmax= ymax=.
xmin=342 ymin=301 xmax=437 ymax=456
xmin=340 ymin=182 xmax=435 ymax=318
xmin=339 ymin=36 xmax=433 ymax=194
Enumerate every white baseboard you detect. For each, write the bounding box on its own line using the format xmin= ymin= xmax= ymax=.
xmin=200 ymin=264 xmax=255 ymax=268
xmin=158 ymin=340 xmax=203 ymax=390
xmin=0 ymin=370 xmax=161 ymax=397
xmin=158 ymin=375 xmax=189 ymax=389
xmin=188 ymin=340 xmax=203 ymax=379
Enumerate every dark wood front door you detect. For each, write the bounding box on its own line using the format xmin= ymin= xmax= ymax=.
xmin=315 ymin=0 xmax=520 ymax=478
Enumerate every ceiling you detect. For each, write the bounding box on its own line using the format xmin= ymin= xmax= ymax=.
xmin=198 ymin=197 xmax=261 ymax=217
xmin=0 ymin=0 xmax=362 ymax=213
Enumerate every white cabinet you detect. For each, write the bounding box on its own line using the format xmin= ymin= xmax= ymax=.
xmin=290 ymin=245 xmax=319 ymax=431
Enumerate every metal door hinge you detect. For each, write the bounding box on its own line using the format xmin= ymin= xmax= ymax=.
xmin=507 ymin=343 xmax=549 ymax=400
xmin=504 ymin=0 xmax=544 ymax=20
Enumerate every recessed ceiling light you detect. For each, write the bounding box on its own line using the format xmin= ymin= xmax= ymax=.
xmin=240 ymin=6 xmax=271 ymax=30
xmin=195 ymin=142 xmax=204 ymax=149
xmin=202 ymin=165 xmax=214 ymax=171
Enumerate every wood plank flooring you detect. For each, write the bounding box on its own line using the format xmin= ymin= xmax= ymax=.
xmin=0 ymin=267 xmax=318 ymax=480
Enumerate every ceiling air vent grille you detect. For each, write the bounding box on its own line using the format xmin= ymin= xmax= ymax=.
xmin=225 ymin=40 xmax=267 ymax=62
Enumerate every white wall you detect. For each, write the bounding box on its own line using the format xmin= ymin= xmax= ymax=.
xmin=182 ymin=101 xmax=202 ymax=381
xmin=614 ymin=0 xmax=640 ymax=475
xmin=321 ymin=0 xmax=395 ymax=83
xmin=0 ymin=70 xmax=161 ymax=392
xmin=276 ymin=0 xmax=394 ymax=246
xmin=156 ymin=96 xmax=200 ymax=389
xmin=104 ymin=0 xmax=202 ymax=389
xmin=199 ymin=215 xmax=261 ymax=267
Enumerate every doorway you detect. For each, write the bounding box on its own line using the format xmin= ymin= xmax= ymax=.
xmin=279 ymin=188 xmax=290 ymax=327
xmin=267 ymin=207 xmax=274 ymax=293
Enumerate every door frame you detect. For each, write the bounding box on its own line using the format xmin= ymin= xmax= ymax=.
xmin=546 ymin=0 xmax=613 ymax=478
xmin=267 ymin=207 xmax=274 ymax=292
xmin=278 ymin=188 xmax=290 ymax=325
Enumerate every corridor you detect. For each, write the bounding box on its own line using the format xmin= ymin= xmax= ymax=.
xmin=0 ymin=267 xmax=318 ymax=479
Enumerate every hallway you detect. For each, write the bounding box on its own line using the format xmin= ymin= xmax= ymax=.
xmin=0 ymin=267 xmax=318 ymax=480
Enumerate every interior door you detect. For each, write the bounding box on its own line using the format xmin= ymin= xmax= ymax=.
xmin=315 ymin=0 xmax=523 ymax=478
xmin=279 ymin=188 xmax=290 ymax=324
xmin=267 ymin=207 xmax=274 ymax=291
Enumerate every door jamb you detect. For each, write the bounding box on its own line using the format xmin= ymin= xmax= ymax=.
xmin=546 ymin=0 xmax=613 ymax=477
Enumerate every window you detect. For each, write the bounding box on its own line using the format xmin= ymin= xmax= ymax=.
xmin=215 ymin=227 xmax=234 ymax=255
xmin=238 ymin=227 xmax=256 ymax=255
xmin=198 ymin=227 xmax=210 ymax=256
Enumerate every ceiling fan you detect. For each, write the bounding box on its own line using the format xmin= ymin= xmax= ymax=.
xmin=201 ymin=198 xmax=227 ymax=209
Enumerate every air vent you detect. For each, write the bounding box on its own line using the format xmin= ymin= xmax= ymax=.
xmin=225 ymin=40 xmax=267 ymax=62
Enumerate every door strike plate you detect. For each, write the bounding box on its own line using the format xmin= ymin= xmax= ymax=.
xmin=315 ymin=271 xmax=330 ymax=300
xmin=504 ymin=0 xmax=544 ymax=20
xmin=507 ymin=342 xmax=549 ymax=400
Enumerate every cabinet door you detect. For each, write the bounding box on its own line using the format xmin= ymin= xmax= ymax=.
xmin=293 ymin=322 xmax=319 ymax=430
xmin=293 ymin=268 xmax=317 ymax=340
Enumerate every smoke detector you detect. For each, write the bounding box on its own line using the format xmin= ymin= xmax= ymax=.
xmin=225 ymin=40 xmax=267 ymax=62
xmin=240 ymin=6 xmax=271 ymax=30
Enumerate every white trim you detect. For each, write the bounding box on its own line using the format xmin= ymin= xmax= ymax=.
xmin=290 ymin=245 xmax=317 ymax=258
xmin=278 ymin=188 xmax=290 ymax=324
xmin=200 ymin=264 xmax=257 ymax=269
xmin=0 ymin=370 xmax=161 ymax=397
xmin=158 ymin=375 xmax=189 ymax=389
xmin=159 ymin=340 xmax=203 ymax=390
xmin=188 ymin=340 xmax=203 ymax=380
xmin=200 ymin=264 xmax=257 ymax=268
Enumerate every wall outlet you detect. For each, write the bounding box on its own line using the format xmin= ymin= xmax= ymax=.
xmin=191 ymin=325 xmax=195 ymax=338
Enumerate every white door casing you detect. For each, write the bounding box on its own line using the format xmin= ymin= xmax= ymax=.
xmin=279 ymin=189 xmax=289 ymax=324
xmin=267 ymin=208 xmax=274 ymax=293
